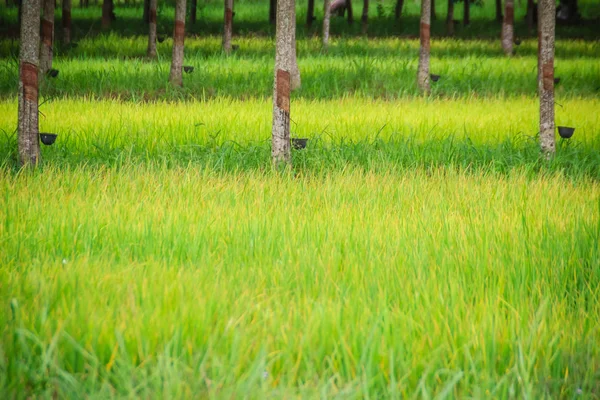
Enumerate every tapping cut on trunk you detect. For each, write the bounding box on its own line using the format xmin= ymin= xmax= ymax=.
xmin=276 ymin=69 xmax=291 ymax=112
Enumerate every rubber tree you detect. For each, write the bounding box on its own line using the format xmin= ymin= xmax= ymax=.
xmin=446 ymin=0 xmax=454 ymax=36
xmin=169 ymin=0 xmax=187 ymax=86
xmin=147 ymin=0 xmax=157 ymax=58
xmin=62 ymin=0 xmax=71 ymax=45
xmin=501 ymin=0 xmax=514 ymax=56
xmin=270 ymin=0 xmax=276 ymax=24
xmin=190 ymin=0 xmax=197 ymax=24
xmin=307 ymin=0 xmax=315 ymax=28
xmin=431 ymin=0 xmax=436 ymax=20
xmin=361 ymin=0 xmax=368 ymax=34
xmin=395 ymin=0 xmax=404 ymax=19
xmin=538 ymin=0 xmax=556 ymax=156
xmin=223 ymin=0 xmax=233 ymax=54
xmin=143 ymin=0 xmax=149 ymax=22
xmin=463 ymin=0 xmax=469 ymax=26
xmin=272 ymin=0 xmax=296 ymax=165
xmin=323 ymin=0 xmax=331 ymax=48
xmin=40 ymin=0 xmax=54 ymax=74
xmin=102 ymin=0 xmax=113 ymax=28
xmin=346 ymin=0 xmax=353 ymax=24
xmin=495 ymin=0 xmax=502 ymax=22
xmin=417 ymin=0 xmax=431 ymax=94
xmin=18 ymin=0 xmax=41 ymax=167
xmin=526 ymin=0 xmax=535 ymax=34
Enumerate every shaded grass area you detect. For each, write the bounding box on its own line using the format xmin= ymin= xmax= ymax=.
xmin=0 ymin=37 xmax=599 ymax=100
xmin=1 ymin=163 xmax=599 ymax=397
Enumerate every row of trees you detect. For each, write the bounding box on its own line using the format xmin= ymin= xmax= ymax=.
xmin=16 ymin=0 xmax=557 ymax=167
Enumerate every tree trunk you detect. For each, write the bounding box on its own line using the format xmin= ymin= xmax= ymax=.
xmin=290 ymin=1 xmax=301 ymax=89
xmin=18 ymin=0 xmax=41 ymax=167
xmin=272 ymin=0 xmax=295 ymax=165
xmin=102 ymin=0 xmax=112 ymax=28
xmin=446 ymin=0 xmax=453 ymax=35
xmin=147 ymin=0 xmax=157 ymax=57
xmin=395 ymin=0 xmax=404 ymax=19
xmin=169 ymin=0 xmax=186 ymax=86
xmin=346 ymin=0 xmax=353 ymax=24
xmin=538 ymin=0 xmax=555 ymax=156
xmin=526 ymin=0 xmax=535 ymax=34
xmin=143 ymin=0 xmax=149 ymax=23
xmin=495 ymin=0 xmax=502 ymax=22
xmin=417 ymin=0 xmax=431 ymax=94
xmin=361 ymin=0 xmax=368 ymax=34
xmin=190 ymin=0 xmax=197 ymax=24
xmin=223 ymin=0 xmax=233 ymax=54
xmin=307 ymin=0 xmax=315 ymax=28
xmin=501 ymin=0 xmax=514 ymax=55
xmin=269 ymin=0 xmax=276 ymax=24
xmin=323 ymin=0 xmax=331 ymax=48
xmin=431 ymin=0 xmax=436 ymax=20
xmin=62 ymin=0 xmax=71 ymax=44
xmin=40 ymin=0 xmax=54 ymax=75
xmin=463 ymin=0 xmax=469 ymax=26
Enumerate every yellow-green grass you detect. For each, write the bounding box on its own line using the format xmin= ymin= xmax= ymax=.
xmin=1 ymin=165 xmax=599 ymax=397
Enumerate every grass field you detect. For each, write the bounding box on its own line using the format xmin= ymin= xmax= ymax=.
xmin=1 ymin=0 xmax=600 ymax=397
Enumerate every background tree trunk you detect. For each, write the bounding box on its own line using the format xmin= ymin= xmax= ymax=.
xmin=307 ymin=0 xmax=315 ymax=28
xmin=272 ymin=0 xmax=295 ymax=165
xmin=269 ymin=0 xmax=276 ymax=24
xmin=501 ymin=0 xmax=514 ymax=55
xmin=169 ymin=0 xmax=187 ymax=86
xmin=495 ymin=0 xmax=502 ymax=22
xmin=143 ymin=0 xmax=149 ymax=23
xmin=223 ymin=0 xmax=233 ymax=53
xmin=346 ymin=0 xmax=353 ymax=24
xmin=62 ymin=0 xmax=71 ymax=44
xmin=102 ymin=0 xmax=112 ymax=28
xmin=526 ymin=0 xmax=535 ymax=34
xmin=431 ymin=0 xmax=436 ymax=20
xmin=361 ymin=0 xmax=368 ymax=34
xmin=323 ymin=0 xmax=331 ymax=48
xmin=190 ymin=0 xmax=197 ymax=24
xmin=147 ymin=0 xmax=157 ymax=57
xmin=40 ymin=0 xmax=54 ymax=75
xmin=446 ymin=0 xmax=454 ymax=35
xmin=417 ymin=0 xmax=431 ymax=94
xmin=18 ymin=0 xmax=41 ymax=167
xmin=395 ymin=0 xmax=404 ymax=19
xmin=463 ymin=0 xmax=469 ymax=26
xmin=538 ymin=0 xmax=555 ymax=156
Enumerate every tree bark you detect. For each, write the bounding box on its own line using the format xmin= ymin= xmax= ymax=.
xmin=62 ymin=0 xmax=71 ymax=44
xmin=495 ymin=0 xmax=502 ymax=22
xmin=307 ymin=0 xmax=315 ymax=28
xmin=147 ymin=0 xmax=157 ymax=58
xmin=463 ymin=0 xmax=469 ymax=26
xmin=346 ymin=0 xmax=353 ymax=24
xmin=446 ymin=0 xmax=454 ymax=35
xmin=323 ymin=0 xmax=331 ymax=48
xmin=190 ymin=0 xmax=197 ymax=24
xmin=169 ymin=0 xmax=187 ymax=86
xmin=395 ymin=0 xmax=404 ymax=19
xmin=417 ymin=0 xmax=431 ymax=94
xmin=290 ymin=1 xmax=301 ymax=89
xmin=40 ymin=0 xmax=54 ymax=75
xmin=361 ymin=0 xmax=368 ymax=34
xmin=270 ymin=0 xmax=276 ymax=24
xmin=223 ymin=0 xmax=233 ymax=54
xmin=18 ymin=0 xmax=41 ymax=167
xmin=102 ymin=0 xmax=112 ymax=28
xmin=272 ymin=0 xmax=295 ymax=165
xmin=538 ymin=0 xmax=555 ymax=156
xmin=501 ymin=0 xmax=514 ymax=56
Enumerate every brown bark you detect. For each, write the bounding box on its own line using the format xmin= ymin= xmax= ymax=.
xmin=463 ymin=0 xmax=469 ymax=26
xmin=346 ymin=0 xmax=353 ymax=24
xmin=147 ymin=0 xmax=157 ymax=58
xmin=62 ymin=0 xmax=71 ymax=44
xmin=495 ymin=0 xmax=502 ymax=22
xmin=18 ymin=0 xmax=41 ymax=167
xmin=223 ymin=0 xmax=233 ymax=54
xmin=501 ymin=0 xmax=514 ymax=56
xmin=446 ymin=0 xmax=454 ymax=35
xmin=272 ymin=0 xmax=295 ymax=165
xmin=323 ymin=0 xmax=331 ymax=48
xmin=190 ymin=0 xmax=197 ymax=24
xmin=270 ymin=0 xmax=276 ymax=24
xmin=417 ymin=0 xmax=431 ymax=94
xmin=307 ymin=0 xmax=315 ymax=28
xmin=361 ymin=0 xmax=368 ymax=34
xmin=538 ymin=0 xmax=555 ymax=156
xmin=102 ymin=0 xmax=112 ymax=28
xmin=40 ymin=0 xmax=54 ymax=75
xmin=395 ymin=0 xmax=404 ymax=19
xmin=169 ymin=0 xmax=187 ymax=86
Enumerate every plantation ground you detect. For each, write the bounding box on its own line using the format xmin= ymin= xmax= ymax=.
xmin=1 ymin=1 xmax=600 ymax=397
